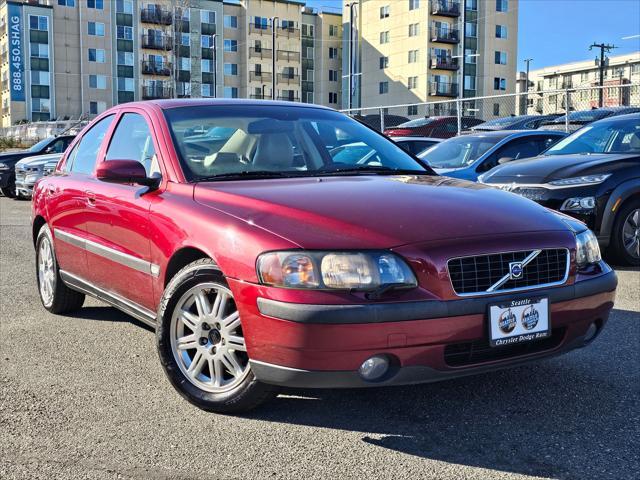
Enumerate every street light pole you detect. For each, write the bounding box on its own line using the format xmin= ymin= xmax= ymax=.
xmin=212 ymin=33 xmax=217 ymax=98
xmin=271 ymin=16 xmax=279 ymax=100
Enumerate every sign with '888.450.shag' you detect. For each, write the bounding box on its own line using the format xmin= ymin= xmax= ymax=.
xmin=8 ymin=2 xmax=25 ymax=102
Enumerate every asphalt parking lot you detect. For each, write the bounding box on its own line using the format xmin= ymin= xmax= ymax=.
xmin=0 ymin=196 xmax=638 ymax=480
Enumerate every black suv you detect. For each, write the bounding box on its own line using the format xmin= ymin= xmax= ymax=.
xmin=480 ymin=113 xmax=640 ymax=266
xmin=0 ymin=135 xmax=75 ymax=197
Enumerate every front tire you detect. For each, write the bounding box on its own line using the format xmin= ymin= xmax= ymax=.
xmin=156 ymin=259 xmax=278 ymax=413
xmin=610 ymin=199 xmax=640 ymax=266
xmin=1 ymin=183 xmax=16 ymax=198
xmin=36 ymin=224 xmax=85 ymax=313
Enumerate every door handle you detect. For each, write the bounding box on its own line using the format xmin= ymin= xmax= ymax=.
xmin=85 ymin=190 xmax=96 ymax=205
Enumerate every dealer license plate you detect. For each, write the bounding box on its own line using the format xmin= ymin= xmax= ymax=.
xmin=488 ymin=297 xmax=550 ymax=347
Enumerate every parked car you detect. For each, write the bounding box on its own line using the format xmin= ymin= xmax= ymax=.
xmin=32 ymin=99 xmax=617 ymax=413
xmin=43 ymin=155 xmax=61 ymax=177
xmin=480 ymin=113 xmax=640 ymax=265
xmin=419 ymin=130 xmax=567 ymax=181
xmin=391 ymin=136 xmax=442 ymax=155
xmin=15 ymin=153 xmax=63 ymax=199
xmin=0 ymin=135 xmax=74 ymax=197
xmin=471 ymin=114 xmax=562 ymax=132
xmin=384 ymin=116 xmax=485 ymax=139
xmin=538 ymin=107 xmax=640 ymax=133
xmin=352 ymin=113 xmax=410 ymax=132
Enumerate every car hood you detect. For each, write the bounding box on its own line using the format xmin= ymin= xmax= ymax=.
xmin=194 ymin=175 xmax=570 ymax=249
xmin=16 ymin=153 xmax=62 ymax=169
xmin=0 ymin=151 xmax=29 ymax=163
xmin=481 ymin=153 xmax=638 ymax=184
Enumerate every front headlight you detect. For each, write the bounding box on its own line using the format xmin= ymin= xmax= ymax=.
xmin=575 ymin=229 xmax=601 ymax=268
xmin=0 ymin=163 xmax=9 ymax=170
xmin=257 ymin=251 xmax=417 ymax=291
xmin=560 ymin=196 xmax=596 ymax=212
xmin=549 ymin=174 xmax=611 ymax=187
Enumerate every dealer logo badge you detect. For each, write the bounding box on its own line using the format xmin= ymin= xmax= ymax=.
xmin=509 ymin=261 xmax=524 ymax=280
xmin=498 ymin=309 xmax=517 ymax=334
xmin=521 ymin=305 xmax=540 ymax=330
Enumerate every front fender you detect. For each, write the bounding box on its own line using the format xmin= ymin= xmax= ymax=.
xmin=598 ymin=178 xmax=640 ymax=247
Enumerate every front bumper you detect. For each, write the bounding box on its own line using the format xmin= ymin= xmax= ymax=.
xmin=231 ymin=269 xmax=617 ymax=388
xmin=0 ymin=171 xmax=12 ymax=188
xmin=15 ymin=178 xmax=36 ymax=197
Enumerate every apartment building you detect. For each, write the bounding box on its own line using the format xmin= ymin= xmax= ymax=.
xmin=342 ymin=0 xmax=518 ymax=119
xmin=0 ymin=0 xmax=342 ymax=127
xmin=518 ymin=52 xmax=640 ymax=115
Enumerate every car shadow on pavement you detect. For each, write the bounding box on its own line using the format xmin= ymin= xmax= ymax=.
xmin=244 ymin=308 xmax=639 ymax=480
xmin=65 ymin=306 xmax=155 ymax=333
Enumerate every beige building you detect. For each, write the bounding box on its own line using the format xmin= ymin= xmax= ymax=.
xmin=518 ymin=51 xmax=640 ymax=115
xmin=342 ymin=0 xmax=519 ymax=119
xmin=0 ymin=0 xmax=342 ymax=128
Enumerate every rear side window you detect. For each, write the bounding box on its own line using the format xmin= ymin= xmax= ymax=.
xmin=68 ymin=115 xmax=114 ymax=174
xmin=105 ymin=113 xmax=159 ymax=176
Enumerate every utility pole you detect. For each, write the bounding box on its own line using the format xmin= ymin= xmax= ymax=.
xmin=524 ymin=58 xmax=533 ymax=114
xmin=589 ymin=42 xmax=617 ymax=107
xmin=271 ymin=16 xmax=279 ymax=100
xmin=212 ymin=33 xmax=217 ymax=98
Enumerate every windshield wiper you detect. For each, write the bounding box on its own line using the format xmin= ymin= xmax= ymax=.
xmin=316 ymin=165 xmax=431 ymax=176
xmin=195 ymin=170 xmax=297 ymax=182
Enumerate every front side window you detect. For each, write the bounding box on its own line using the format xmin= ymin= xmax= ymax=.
xmin=105 ymin=113 xmax=158 ymax=176
xmin=68 ymin=115 xmax=114 ymax=174
xmin=163 ymin=105 xmax=430 ymax=181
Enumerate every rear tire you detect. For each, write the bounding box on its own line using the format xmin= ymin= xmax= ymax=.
xmin=36 ymin=224 xmax=85 ymax=313
xmin=1 ymin=184 xmax=16 ymax=198
xmin=609 ymin=199 xmax=640 ymax=267
xmin=156 ymin=258 xmax=279 ymax=414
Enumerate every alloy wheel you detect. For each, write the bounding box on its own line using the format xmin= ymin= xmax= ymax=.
xmin=38 ymin=237 xmax=55 ymax=307
xmin=170 ymin=283 xmax=249 ymax=393
xmin=622 ymin=208 xmax=640 ymax=259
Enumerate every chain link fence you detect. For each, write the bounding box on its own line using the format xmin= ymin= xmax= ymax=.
xmin=0 ymin=118 xmax=89 ymax=143
xmin=341 ymin=84 xmax=640 ymax=137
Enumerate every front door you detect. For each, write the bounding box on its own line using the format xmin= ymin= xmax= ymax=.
xmin=82 ymin=111 xmax=163 ymax=311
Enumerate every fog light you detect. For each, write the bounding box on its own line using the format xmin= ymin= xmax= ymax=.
xmin=358 ymin=355 xmax=390 ymax=381
xmin=584 ymin=322 xmax=599 ymax=344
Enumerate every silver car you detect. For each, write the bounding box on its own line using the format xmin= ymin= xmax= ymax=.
xmin=14 ymin=153 xmax=62 ymax=199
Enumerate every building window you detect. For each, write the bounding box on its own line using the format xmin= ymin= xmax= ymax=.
xmin=179 ymin=57 xmax=190 ymax=71
xmin=180 ymin=34 xmax=190 ymax=46
xmin=580 ymin=72 xmax=590 ymax=83
xmin=494 ymin=77 xmax=507 ymax=90
xmin=379 ymin=81 xmax=389 ymax=94
xmin=224 ymin=15 xmax=238 ymax=29
xmin=89 ymin=75 xmax=107 ymax=89
xmin=464 ymin=75 xmax=476 ymax=90
xmin=87 ymin=0 xmax=104 ymax=10
xmin=201 ymin=59 xmax=212 ymax=73
xmin=409 ymin=0 xmax=420 ymax=10
xmin=31 ymin=71 xmax=49 ymax=86
xmin=58 ymin=0 xmax=75 ymax=7
xmin=465 ymin=22 xmax=477 ymax=38
xmin=407 ymin=105 xmax=418 ymax=115
xmin=201 ymin=35 xmax=213 ymax=48
xmin=201 ymin=10 xmax=215 ymax=24
xmin=254 ymin=16 xmax=269 ymax=29
xmin=380 ymin=31 xmax=390 ymax=44
xmin=302 ymin=24 xmax=314 ymax=37
xmin=379 ymin=56 xmax=389 ymax=69
xmin=224 ymin=39 xmax=237 ymax=52
xmin=467 ymin=0 xmax=478 ymax=10
xmin=496 ymin=0 xmax=508 ymax=12
xmin=29 ymin=15 xmax=48 ymax=31
xmin=224 ymin=63 xmax=238 ymax=76
xmin=224 ymin=87 xmax=238 ymax=98
xmin=408 ymin=50 xmax=418 ymax=63
xmin=87 ymin=22 xmax=105 ymax=36
xmin=329 ymin=70 xmax=338 ymax=82
xmin=494 ymin=51 xmax=507 ymax=65
xmin=493 ymin=103 xmax=500 ymax=115
xmin=329 ymin=25 xmax=338 ymax=37
xmin=88 ymin=48 xmax=106 ymax=63
xmin=496 ymin=25 xmax=507 ymax=38
xmin=409 ymin=23 xmax=419 ymax=37
xmin=117 ymin=25 xmax=133 ymax=40
xmin=465 ymin=48 xmax=477 ymax=64
xmin=116 ymin=0 xmax=133 ymax=14
xmin=329 ymin=47 xmax=338 ymax=59
xmin=117 ymin=51 xmax=133 ymax=66
xmin=118 ymin=77 xmax=134 ymax=91
xmin=202 ymin=84 xmax=213 ymax=97
xmin=408 ymin=76 xmax=418 ymax=89
xmin=380 ymin=5 xmax=390 ymax=18
xmin=329 ymin=92 xmax=338 ymax=104
xmin=30 ymin=43 xmax=49 ymax=58
xmin=631 ymin=64 xmax=640 ymax=75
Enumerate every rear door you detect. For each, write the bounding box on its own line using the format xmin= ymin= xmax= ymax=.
xmin=47 ymin=115 xmax=115 ymax=278
xmin=82 ymin=110 xmax=162 ymax=310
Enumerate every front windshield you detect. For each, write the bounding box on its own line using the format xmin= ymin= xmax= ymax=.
xmin=544 ymin=117 xmax=640 ymax=155
xmin=164 ymin=105 xmax=430 ymax=180
xmin=28 ymin=137 xmax=52 ymax=152
xmin=418 ymin=135 xmax=503 ymax=169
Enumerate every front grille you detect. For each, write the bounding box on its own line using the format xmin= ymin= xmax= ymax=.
xmin=447 ymin=248 xmax=568 ymax=296
xmin=444 ymin=328 xmax=565 ymax=367
xmin=15 ymin=168 xmax=26 ymax=183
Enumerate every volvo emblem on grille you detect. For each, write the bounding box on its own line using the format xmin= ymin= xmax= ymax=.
xmin=509 ymin=262 xmax=524 ymax=279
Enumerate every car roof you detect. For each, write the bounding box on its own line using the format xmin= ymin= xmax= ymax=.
xmin=391 ymin=136 xmax=443 ymax=142
xmin=116 ymin=98 xmax=334 ymax=111
xmin=458 ymin=129 xmax=565 ymax=139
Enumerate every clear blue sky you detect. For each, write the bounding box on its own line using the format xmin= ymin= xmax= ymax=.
xmin=305 ymin=0 xmax=640 ymax=71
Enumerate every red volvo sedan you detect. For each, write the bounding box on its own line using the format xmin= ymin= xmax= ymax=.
xmin=32 ymin=100 xmax=617 ymax=413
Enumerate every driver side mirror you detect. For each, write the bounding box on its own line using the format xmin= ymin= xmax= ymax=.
xmin=96 ymin=160 xmax=160 ymax=190
xmin=498 ymin=156 xmax=514 ymax=165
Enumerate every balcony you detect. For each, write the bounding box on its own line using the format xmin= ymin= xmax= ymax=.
xmin=277 ymin=73 xmax=300 ymax=84
xmin=250 ymin=71 xmax=273 ymax=82
xmin=249 ymin=47 xmax=272 ymax=59
xmin=249 ymin=24 xmax=272 ymax=35
xmin=142 ymin=61 xmax=172 ymax=76
xmin=141 ymin=34 xmax=173 ymax=50
xmin=277 ymin=95 xmax=299 ymax=102
xmin=431 ymin=0 xmax=461 ymax=17
xmin=140 ymin=7 xmax=172 ymax=25
xmin=429 ymin=81 xmax=458 ymax=97
xmin=430 ymin=27 xmax=459 ymax=44
xmin=430 ymin=55 xmax=459 ymax=70
xmin=250 ymin=94 xmax=269 ymax=99
xmin=277 ymin=26 xmax=300 ymax=38
xmin=277 ymin=50 xmax=300 ymax=62
xmin=142 ymin=85 xmax=173 ymax=99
